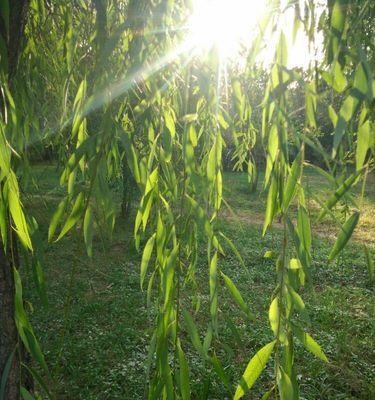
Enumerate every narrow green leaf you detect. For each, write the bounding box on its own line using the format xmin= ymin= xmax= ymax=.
xmin=20 ymin=388 xmax=35 ymax=400
xmin=283 ymin=152 xmax=302 ymax=211
xmin=332 ymin=62 xmax=347 ymax=93
xmin=287 ymin=285 xmax=308 ymax=318
xmin=217 ymin=113 xmax=229 ymax=130
xmin=83 ymin=206 xmax=93 ymax=257
xmin=221 ymin=271 xmax=254 ymax=320
xmin=182 ymin=309 xmax=205 ymax=358
xmin=0 ymin=193 xmax=7 ymax=249
xmin=21 ymin=363 xmax=53 ymax=400
xmin=277 ymin=367 xmax=294 ymax=400
xmin=269 ymin=297 xmax=279 ymax=336
xmin=13 ymin=269 xmax=49 ymax=374
xmin=218 ymin=231 xmax=249 ymax=277
xmin=317 ymin=172 xmax=360 ymax=221
xmin=261 ymin=386 xmax=275 ymax=400
xmin=329 ymin=212 xmax=360 ymax=262
xmin=56 ymin=192 xmax=85 ymax=241
xmin=0 ymin=347 xmax=16 ymax=399
xmin=188 ymin=124 xmax=198 ymax=147
xmin=48 ymin=199 xmax=67 ymax=242
xmin=294 ymin=325 xmax=328 ymax=362
xmin=210 ymin=353 xmax=231 ymax=391
xmin=353 ymin=63 xmax=368 ymax=97
xmin=140 ymin=233 xmax=156 ymax=290
xmin=7 ymin=174 xmax=32 ymax=250
xmin=164 ymin=110 xmax=175 ymax=137
xmin=207 ymin=142 xmax=217 ymax=183
xmin=265 ymin=124 xmax=278 ymax=186
xmin=263 ymin=176 xmax=278 ymax=235
xmin=356 ymin=120 xmax=370 ymax=170
xmin=209 ymin=252 xmax=218 ymax=332
xmin=298 ymin=204 xmax=311 ymax=249
xmin=177 ymin=340 xmax=191 ymax=400
xmin=328 ymin=105 xmax=338 ymax=127
xmin=234 ymin=341 xmax=276 ymax=400
xmin=306 ymin=82 xmax=317 ymax=128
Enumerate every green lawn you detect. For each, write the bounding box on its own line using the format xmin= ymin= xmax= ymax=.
xmin=24 ymin=165 xmax=374 ymax=399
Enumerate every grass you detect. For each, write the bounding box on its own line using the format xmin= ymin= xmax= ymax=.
xmin=23 ymin=164 xmax=374 ymax=399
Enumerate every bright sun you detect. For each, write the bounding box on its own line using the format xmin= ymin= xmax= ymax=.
xmin=186 ymin=0 xmax=324 ymax=69
xmin=187 ymin=0 xmax=267 ymax=60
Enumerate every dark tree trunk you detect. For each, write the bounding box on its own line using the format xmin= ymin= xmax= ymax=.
xmin=0 ymin=232 xmax=20 ymax=399
xmin=0 ymin=1 xmax=30 ymax=399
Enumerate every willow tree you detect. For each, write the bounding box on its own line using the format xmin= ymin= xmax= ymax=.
xmin=0 ymin=0 xmax=374 ymax=399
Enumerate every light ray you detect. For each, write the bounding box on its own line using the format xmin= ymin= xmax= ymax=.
xmin=25 ymin=39 xmax=195 ymax=149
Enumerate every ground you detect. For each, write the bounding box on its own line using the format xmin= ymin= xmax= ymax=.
xmin=23 ymin=165 xmax=374 ymax=399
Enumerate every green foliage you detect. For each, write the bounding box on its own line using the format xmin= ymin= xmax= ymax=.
xmin=0 ymin=0 xmax=373 ymax=399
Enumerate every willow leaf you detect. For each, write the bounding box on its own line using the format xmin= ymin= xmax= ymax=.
xmin=20 ymin=388 xmax=35 ymax=400
xmin=263 ymin=176 xmax=278 ymax=235
xmin=140 ymin=233 xmax=156 ymax=290
xmin=0 ymin=347 xmax=15 ymax=399
xmin=234 ymin=340 xmax=276 ymax=400
xmin=294 ymin=325 xmax=328 ymax=362
xmin=177 ymin=340 xmax=191 ymax=400
xmin=356 ymin=120 xmax=370 ymax=170
xmin=287 ymin=285 xmax=308 ymax=319
xmin=83 ymin=206 xmax=93 ymax=257
xmin=278 ymin=367 xmax=294 ymax=400
xmin=7 ymin=174 xmax=32 ymax=250
xmin=48 ymin=199 xmax=67 ymax=242
xmin=56 ymin=193 xmax=84 ymax=241
xmin=317 ymin=172 xmax=360 ymax=222
xmin=329 ymin=212 xmax=359 ymax=262
xmin=283 ymin=151 xmax=302 ymax=211
xmin=221 ymin=271 xmax=254 ymax=320
xmin=269 ymin=297 xmax=279 ymax=336
xmin=209 ymin=252 xmax=218 ymax=332
xmin=183 ymin=309 xmax=205 ymax=358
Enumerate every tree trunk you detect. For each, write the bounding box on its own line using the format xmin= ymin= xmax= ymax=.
xmin=0 ymin=234 xmax=20 ymax=399
xmin=0 ymin=1 xmax=30 ymax=399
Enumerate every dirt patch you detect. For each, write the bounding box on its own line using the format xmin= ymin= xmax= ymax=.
xmin=220 ymin=209 xmax=375 ymax=248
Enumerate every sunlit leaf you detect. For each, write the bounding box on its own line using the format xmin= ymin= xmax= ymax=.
xmin=269 ymin=297 xmax=279 ymax=336
xmin=209 ymin=252 xmax=218 ymax=332
xmin=294 ymin=325 xmax=328 ymax=362
xmin=356 ymin=120 xmax=371 ymax=170
xmin=234 ymin=340 xmax=276 ymax=400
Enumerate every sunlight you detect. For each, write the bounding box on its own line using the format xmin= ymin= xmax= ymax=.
xmin=186 ymin=0 xmax=324 ymax=69
xmin=187 ymin=0 xmax=267 ymax=59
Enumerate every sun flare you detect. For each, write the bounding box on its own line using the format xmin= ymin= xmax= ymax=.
xmin=187 ymin=0 xmax=267 ymax=60
xmin=186 ymin=0 xmax=324 ymax=69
